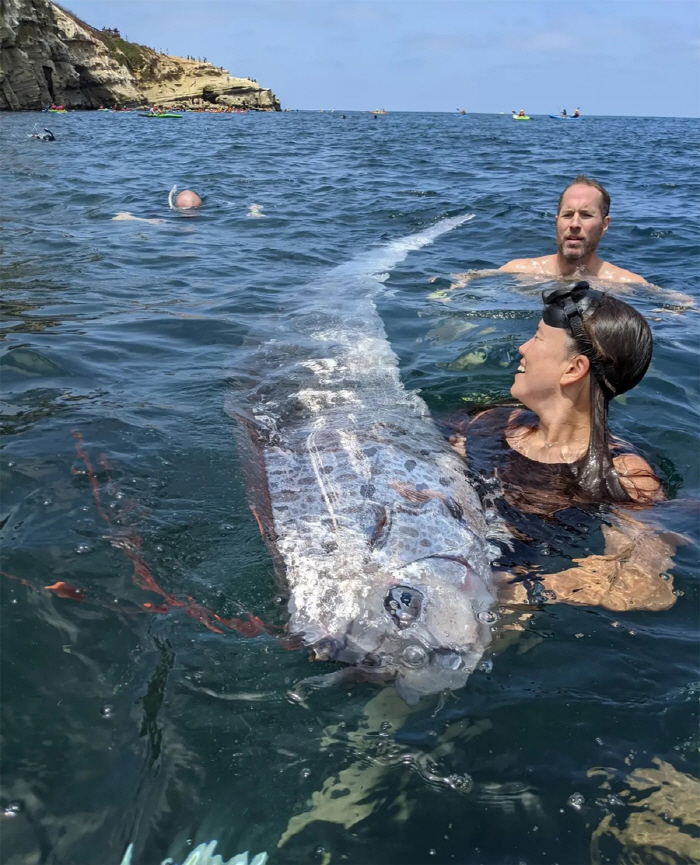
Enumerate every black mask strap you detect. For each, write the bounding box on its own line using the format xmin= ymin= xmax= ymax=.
xmin=542 ymin=282 xmax=616 ymax=396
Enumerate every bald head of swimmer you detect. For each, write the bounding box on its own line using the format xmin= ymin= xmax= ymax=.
xmin=173 ymin=189 xmax=202 ymax=209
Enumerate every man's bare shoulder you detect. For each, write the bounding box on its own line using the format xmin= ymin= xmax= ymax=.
xmin=597 ymin=261 xmax=646 ymax=284
xmin=498 ymin=255 xmax=555 ymax=274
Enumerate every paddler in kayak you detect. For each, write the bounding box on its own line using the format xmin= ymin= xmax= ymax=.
xmin=573 ymin=107 xmax=580 ymax=117
xmin=518 ymin=109 xmax=526 ymax=117
xmin=498 ymin=175 xmax=645 ymax=283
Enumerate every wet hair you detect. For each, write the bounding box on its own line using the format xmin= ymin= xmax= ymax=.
xmin=552 ymin=286 xmax=655 ymax=501
xmin=558 ymin=175 xmax=610 ymax=218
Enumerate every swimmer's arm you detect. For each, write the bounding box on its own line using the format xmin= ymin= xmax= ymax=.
xmin=112 ymin=212 xmax=165 ymax=224
xmin=444 ymin=257 xmax=550 ymax=292
xmin=613 ymin=453 xmax=664 ymax=503
xmin=599 ymin=266 xmax=695 ymax=308
xmin=445 ymin=269 xmax=500 ymax=290
xmin=496 ymin=514 xmax=680 ymax=612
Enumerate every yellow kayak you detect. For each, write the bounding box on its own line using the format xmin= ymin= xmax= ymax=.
xmin=512 ymin=114 xmax=532 ymax=121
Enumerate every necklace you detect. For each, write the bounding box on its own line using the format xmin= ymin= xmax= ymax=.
xmin=543 ymin=438 xmax=586 ymax=450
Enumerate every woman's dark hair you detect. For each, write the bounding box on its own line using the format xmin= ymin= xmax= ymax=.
xmin=551 ymin=285 xmax=654 ymax=501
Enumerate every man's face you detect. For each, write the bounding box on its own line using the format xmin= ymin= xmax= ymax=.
xmin=556 ymin=184 xmax=610 ymax=263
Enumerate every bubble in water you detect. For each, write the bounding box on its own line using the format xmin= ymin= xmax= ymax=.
xmin=429 ymin=850 xmax=436 ymax=857
xmin=380 ymin=721 xmax=392 ymax=732
xmin=595 ymin=737 xmax=603 ymax=746
xmin=660 ymin=572 xmax=671 ymax=581
xmin=4 ymin=802 xmax=22 ymax=817
xmin=75 ymin=543 xmax=91 ymax=554
xmin=115 ymin=491 xmax=125 ymax=500
xmin=100 ymin=704 xmax=114 ymax=718
xmin=477 ymin=610 xmax=499 ymax=625
xmin=43 ymin=499 xmax=52 ymax=506
xmin=300 ymin=768 xmax=311 ymax=779
xmin=445 ymin=773 xmax=472 ymax=792
xmin=478 ymin=658 xmax=493 ymax=673
xmin=568 ymin=793 xmax=585 ymax=810
xmin=607 ymin=795 xmax=623 ymax=807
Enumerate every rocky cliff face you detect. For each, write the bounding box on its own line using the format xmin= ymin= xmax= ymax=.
xmin=0 ymin=0 xmax=280 ymax=110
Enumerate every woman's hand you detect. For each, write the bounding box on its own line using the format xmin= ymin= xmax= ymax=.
xmin=495 ymin=514 xmax=680 ymax=612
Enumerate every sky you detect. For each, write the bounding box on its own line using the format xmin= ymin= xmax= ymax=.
xmin=63 ymin=0 xmax=700 ymax=117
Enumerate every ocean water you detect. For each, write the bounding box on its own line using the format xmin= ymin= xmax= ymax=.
xmin=1 ymin=111 xmax=698 ymax=865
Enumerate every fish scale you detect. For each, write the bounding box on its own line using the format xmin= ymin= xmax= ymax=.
xmin=228 ymin=215 xmax=497 ymax=703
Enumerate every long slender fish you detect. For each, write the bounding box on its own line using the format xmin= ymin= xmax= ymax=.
xmin=227 ymin=216 xmax=496 ymax=704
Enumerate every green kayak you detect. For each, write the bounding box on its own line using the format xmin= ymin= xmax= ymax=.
xmin=138 ymin=112 xmax=182 ymax=118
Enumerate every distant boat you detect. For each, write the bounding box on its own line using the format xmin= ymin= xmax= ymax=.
xmin=370 ymin=109 xmax=387 ymax=115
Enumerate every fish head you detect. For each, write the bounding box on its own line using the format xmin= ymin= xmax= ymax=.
xmin=329 ymin=554 xmax=496 ymax=705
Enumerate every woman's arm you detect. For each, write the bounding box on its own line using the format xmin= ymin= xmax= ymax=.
xmin=496 ymin=512 xmax=679 ymax=612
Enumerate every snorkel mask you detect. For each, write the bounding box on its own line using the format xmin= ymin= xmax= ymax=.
xmin=542 ymin=281 xmax=616 ymax=395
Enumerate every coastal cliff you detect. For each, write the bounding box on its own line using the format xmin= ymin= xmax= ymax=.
xmin=0 ymin=0 xmax=280 ymax=110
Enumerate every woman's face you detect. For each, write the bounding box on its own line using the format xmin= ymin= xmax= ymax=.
xmin=510 ymin=319 xmax=576 ymax=409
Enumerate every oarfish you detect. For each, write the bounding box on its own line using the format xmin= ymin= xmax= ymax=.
xmin=227 ymin=216 xmax=496 ymax=704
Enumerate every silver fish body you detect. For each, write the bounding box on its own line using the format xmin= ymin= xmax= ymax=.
xmin=228 ymin=216 xmax=496 ymax=704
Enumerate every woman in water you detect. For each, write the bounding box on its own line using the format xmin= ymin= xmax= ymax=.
xmin=450 ymin=282 xmax=677 ymax=612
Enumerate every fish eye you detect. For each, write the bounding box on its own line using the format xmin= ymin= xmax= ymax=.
xmin=402 ymin=644 xmax=429 ymax=668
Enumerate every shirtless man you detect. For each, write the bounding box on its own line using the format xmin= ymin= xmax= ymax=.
xmin=499 ymin=175 xmax=644 ymax=284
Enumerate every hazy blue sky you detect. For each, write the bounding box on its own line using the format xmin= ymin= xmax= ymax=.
xmin=64 ymin=0 xmax=700 ymax=116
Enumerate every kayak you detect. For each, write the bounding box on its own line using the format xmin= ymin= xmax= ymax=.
xmin=138 ymin=112 xmax=182 ymax=118
xmin=512 ymin=114 xmax=531 ymax=120
xmin=549 ymin=114 xmax=581 ymax=120
xmin=47 ymin=109 xmax=67 ymax=113
xmin=453 ymin=112 xmax=468 ymax=117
